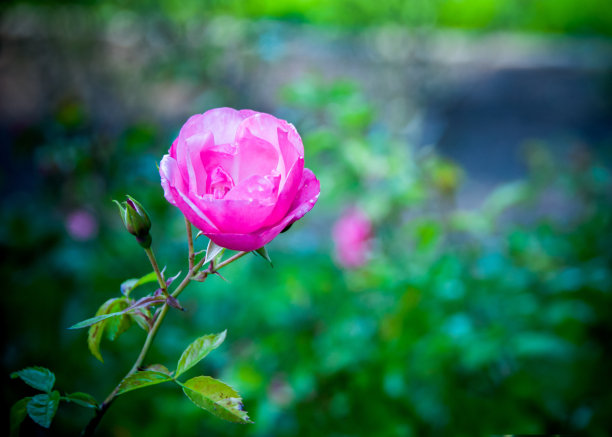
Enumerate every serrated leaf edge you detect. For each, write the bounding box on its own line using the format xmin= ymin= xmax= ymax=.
xmin=180 ymin=376 xmax=252 ymax=424
xmin=10 ymin=366 xmax=55 ymax=392
xmin=26 ymin=391 xmax=60 ymax=428
xmin=116 ymin=370 xmax=174 ymax=396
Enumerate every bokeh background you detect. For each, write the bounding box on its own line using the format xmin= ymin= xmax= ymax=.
xmin=2 ymin=1 xmax=612 ymax=436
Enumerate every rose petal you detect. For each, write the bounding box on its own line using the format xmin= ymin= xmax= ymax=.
xmin=225 ymin=173 xmax=280 ymax=204
xmin=207 ymin=166 xmax=235 ymax=199
xmin=239 ymin=113 xmax=304 ymax=156
xmin=277 ymin=129 xmax=304 ymax=182
xmin=175 ymin=190 xmax=220 ymax=233
xmin=160 ymin=155 xmax=219 ymax=233
xmin=160 ymin=155 xmax=185 ymax=206
xmin=277 ymin=124 xmax=303 ymax=168
xmin=237 ymin=109 xmax=259 ymax=119
xmin=176 ymin=109 xmax=269 ymax=192
xmin=235 ymin=114 xmax=304 ymax=180
xmin=204 ymin=168 xmax=320 ymax=251
xmin=196 ymin=173 xmax=280 ymax=234
xmin=281 ymin=167 xmax=321 ymax=228
xmin=180 ymin=108 xmax=255 ymax=145
xmin=201 ymin=143 xmax=239 ymax=183
xmin=235 ymin=127 xmax=280 ymax=183
xmin=169 ymin=138 xmax=178 ymax=158
xmin=261 ymin=156 xmax=303 ymax=227
xmin=174 ymin=122 xmax=215 ymax=196
xmin=183 ymin=133 xmax=213 ymax=196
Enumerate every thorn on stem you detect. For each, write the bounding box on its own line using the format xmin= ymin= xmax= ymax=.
xmin=214 ymin=271 xmax=228 ymax=282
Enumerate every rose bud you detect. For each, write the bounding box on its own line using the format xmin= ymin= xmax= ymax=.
xmin=114 ymin=195 xmax=152 ymax=248
xmin=159 ymin=108 xmax=320 ymax=251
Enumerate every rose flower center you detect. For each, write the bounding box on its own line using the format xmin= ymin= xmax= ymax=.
xmin=208 ymin=166 xmax=235 ymax=200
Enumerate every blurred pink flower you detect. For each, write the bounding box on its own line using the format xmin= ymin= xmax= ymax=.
xmin=332 ymin=208 xmax=372 ymax=269
xmin=159 ymin=108 xmax=320 ymax=251
xmin=66 ymin=209 xmax=98 ymax=241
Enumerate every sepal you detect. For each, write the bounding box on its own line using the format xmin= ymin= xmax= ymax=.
xmin=205 ymin=240 xmax=225 ymax=266
xmin=254 ymin=246 xmax=273 ymax=267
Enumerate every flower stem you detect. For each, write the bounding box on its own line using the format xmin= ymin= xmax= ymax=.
xmin=185 ymin=218 xmax=195 ymax=271
xmin=144 ymin=247 xmax=168 ymax=297
xmin=81 ymin=245 xmax=248 ymax=436
xmin=215 ymin=250 xmax=249 ymax=270
xmin=81 ymin=304 xmax=170 ymax=436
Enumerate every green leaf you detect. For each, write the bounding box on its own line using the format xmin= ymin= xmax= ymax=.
xmin=64 ymin=392 xmax=98 ymax=409
xmin=86 ymin=298 xmax=122 ymax=363
xmin=129 ymin=309 xmax=151 ymax=332
xmin=10 ymin=397 xmax=30 ymax=437
xmin=11 ymin=367 xmax=55 ymax=392
xmin=175 ymin=331 xmax=227 ymax=378
xmin=205 ymin=240 xmax=225 ymax=265
xmin=69 ymin=312 xmax=123 ymax=330
xmin=254 ymin=246 xmax=273 ymax=266
xmin=120 ymin=278 xmax=138 ymax=295
xmin=121 ymin=271 xmax=158 ymax=297
xmin=144 ymin=364 xmax=172 ymax=375
xmin=105 ymin=299 xmax=131 ymax=341
xmin=132 ymin=270 xmax=159 ymax=288
xmin=116 ymin=371 xmax=173 ymax=395
xmin=26 ymin=391 xmax=60 ymax=428
xmin=182 ymin=376 xmax=251 ymax=423
xmin=87 ymin=320 xmax=106 ymax=363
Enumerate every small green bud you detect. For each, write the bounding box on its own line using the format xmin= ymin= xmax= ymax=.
xmin=113 ymin=195 xmax=152 ymax=248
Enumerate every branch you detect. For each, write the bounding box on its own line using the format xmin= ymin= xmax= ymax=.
xmin=144 ymin=248 xmax=168 ymax=297
xmin=81 ymin=242 xmax=249 ymax=435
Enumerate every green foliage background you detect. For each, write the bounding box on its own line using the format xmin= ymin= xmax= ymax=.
xmin=2 ymin=1 xmax=612 ymax=436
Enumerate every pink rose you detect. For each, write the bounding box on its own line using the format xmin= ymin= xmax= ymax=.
xmin=332 ymin=208 xmax=372 ymax=269
xmin=159 ymin=108 xmax=320 ymax=251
